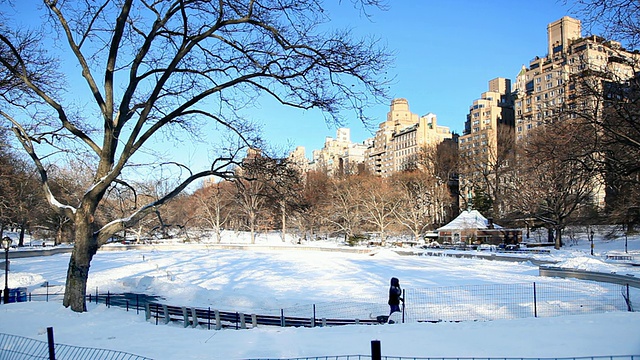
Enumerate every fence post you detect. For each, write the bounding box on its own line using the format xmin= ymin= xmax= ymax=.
xmin=214 ymin=310 xmax=221 ymax=330
xmin=47 ymin=327 xmax=56 ymax=360
xmin=402 ymin=289 xmax=406 ymax=323
xmin=533 ymin=282 xmax=538 ymax=318
xmin=280 ymin=309 xmax=285 ymax=327
xmin=312 ymin=304 xmax=316 ymax=328
xmin=239 ymin=312 xmax=246 ymax=329
xmin=251 ymin=314 xmax=257 ymax=328
xmin=626 ymin=284 xmax=632 ymax=312
xmin=208 ymin=307 xmax=211 ymax=330
xmin=162 ymin=305 xmax=170 ymax=324
xmin=145 ymin=303 xmax=151 ymax=320
xmin=371 ymin=340 xmax=381 ymax=360
xmin=182 ymin=307 xmax=189 ymax=328
xmin=191 ymin=307 xmax=199 ymax=328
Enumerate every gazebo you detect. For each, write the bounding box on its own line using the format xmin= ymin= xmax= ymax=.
xmin=436 ymin=210 xmax=520 ymax=245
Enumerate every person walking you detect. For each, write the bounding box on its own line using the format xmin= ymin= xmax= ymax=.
xmin=388 ymin=277 xmax=403 ymax=315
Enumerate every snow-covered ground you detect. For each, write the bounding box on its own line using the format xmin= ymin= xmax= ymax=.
xmin=1 ymin=230 xmax=639 ymax=359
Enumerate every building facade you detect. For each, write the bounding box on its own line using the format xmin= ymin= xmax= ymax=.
xmin=365 ymin=98 xmax=452 ymax=176
xmin=458 ymin=78 xmax=515 ymax=207
xmin=309 ymin=128 xmax=368 ymax=176
xmin=512 ymin=16 xmax=639 ymax=208
xmin=513 ymin=16 xmax=638 ymax=141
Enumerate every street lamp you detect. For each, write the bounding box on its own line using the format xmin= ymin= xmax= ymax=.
xmin=2 ymin=237 xmax=12 ymax=304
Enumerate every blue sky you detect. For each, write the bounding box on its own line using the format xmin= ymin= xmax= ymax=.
xmin=254 ymin=0 xmax=579 ymax=159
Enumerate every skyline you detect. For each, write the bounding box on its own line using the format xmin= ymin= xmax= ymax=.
xmin=6 ymin=1 xmax=618 ymax=173
xmin=249 ymin=1 xmax=586 ymax=160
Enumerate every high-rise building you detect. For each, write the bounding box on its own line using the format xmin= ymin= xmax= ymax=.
xmin=513 ymin=16 xmax=637 ymax=141
xmin=365 ymin=98 xmax=452 ymax=176
xmin=512 ymin=16 xmax=639 ymax=208
xmin=310 ymin=128 xmax=368 ymax=176
xmin=458 ymin=78 xmax=515 ymax=208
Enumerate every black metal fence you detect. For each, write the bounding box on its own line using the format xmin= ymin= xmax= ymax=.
xmin=245 ymin=356 xmax=640 ymax=360
xmin=0 ymin=328 xmax=152 ymax=360
xmin=269 ymin=281 xmax=634 ymax=324
xmin=144 ymin=281 xmax=636 ymax=330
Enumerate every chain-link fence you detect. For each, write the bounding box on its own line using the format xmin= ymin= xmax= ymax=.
xmin=244 ymin=356 xmax=640 ymax=360
xmin=0 ymin=330 xmax=152 ymax=360
xmin=270 ymin=281 xmax=635 ymax=323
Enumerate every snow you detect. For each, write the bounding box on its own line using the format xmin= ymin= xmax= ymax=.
xmin=1 ymin=231 xmax=640 ymax=359
xmin=436 ymin=209 xmax=502 ymax=230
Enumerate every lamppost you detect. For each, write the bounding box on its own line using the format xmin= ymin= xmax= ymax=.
xmin=2 ymin=237 xmax=12 ymax=304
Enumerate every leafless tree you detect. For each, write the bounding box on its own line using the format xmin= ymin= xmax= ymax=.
xmin=390 ymin=170 xmax=436 ymax=242
xmin=566 ymin=0 xmax=640 ymax=230
xmin=358 ymin=175 xmax=399 ymax=245
xmin=0 ymin=0 xmax=390 ymax=312
xmin=292 ymin=170 xmax=330 ymax=241
xmin=323 ymin=175 xmax=364 ymax=243
xmin=458 ymin=124 xmax=516 ymax=219
xmin=510 ymin=120 xmax=601 ymax=249
xmin=569 ymin=0 xmax=640 ymax=49
xmin=191 ymin=181 xmax=235 ymax=243
xmin=418 ymin=142 xmax=460 ymax=225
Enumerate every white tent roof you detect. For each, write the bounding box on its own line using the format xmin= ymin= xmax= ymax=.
xmin=437 ymin=210 xmax=502 ymax=231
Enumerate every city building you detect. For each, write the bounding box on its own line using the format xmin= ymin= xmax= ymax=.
xmin=365 ymin=98 xmax=452 ymax=176
xmin=512 ymin=16 xmax=639 ymax=208
xmin=458 ymin=78 xmax=515 ymax=208
xmin=513 ymin=16 xmax=638 ymax=140
xmin=287 ymin=146 xmax=309 ymax=174
xmin=309 ymin=128 xmax=368 ymax=176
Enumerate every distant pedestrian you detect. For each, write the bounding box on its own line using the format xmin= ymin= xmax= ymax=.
xmin=388 ymin=277 xmax=403 ymax=315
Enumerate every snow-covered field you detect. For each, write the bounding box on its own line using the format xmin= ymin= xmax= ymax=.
xmin=1 ymin=231 xmax=639 ymax=359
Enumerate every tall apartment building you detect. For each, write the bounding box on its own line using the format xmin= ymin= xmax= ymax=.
xmin=365 ymin=98 xmax=452 ymax=176
xmin=287 ymin=146 xmax=309 ymax=174
xmin=310 ymin=128 xmax=368 ymax=176
xmin=513 ymin=16 xmax=638 ymax=140
xmin=458 ymin=78 xmax=515 ymax=204
xmin=512 ymin=16 xmax=639 ymax=207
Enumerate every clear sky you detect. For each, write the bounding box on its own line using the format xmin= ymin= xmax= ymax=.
xmin=252 ymin=0 xmax=581 ymax=160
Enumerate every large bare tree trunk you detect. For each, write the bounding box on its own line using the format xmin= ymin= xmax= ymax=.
xmin=63 ymin=212 xmax=98 ymax=312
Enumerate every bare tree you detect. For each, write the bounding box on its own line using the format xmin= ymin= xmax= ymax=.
xmin=390 ymin=170 xmax=436 ymax=242
xmin=0 ymin=0 xmax=390 ymax=312
xmin=323 ymin=175 xmax=364 ymax=243
xmin=567 ymin=0 xmax=640 ymax=229
xmin=458 ymin=124 xmax=516 ymax=219
xmin=511 ymin=120 xmax=601 ymax=249
xmin=569 ymin=0 xmax=640 ymax=49
xmin=359 ymin=175 xmax=399 ymax=245
xmin=191 ymin=181 xmax=234 ymax=243
xmin=418 ymin=142 xmax=460 ymax=226
xmin=292 ymin=170 xmax=330 ymax=241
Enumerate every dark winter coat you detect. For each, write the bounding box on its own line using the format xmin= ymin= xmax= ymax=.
xmin=388 ymin=277 xmax=402 ymax=306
